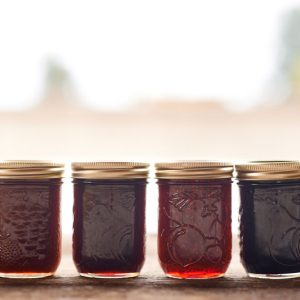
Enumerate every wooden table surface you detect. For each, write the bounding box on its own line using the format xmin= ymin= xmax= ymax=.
xmin=0 ymin=235 xmax=300 ymax=300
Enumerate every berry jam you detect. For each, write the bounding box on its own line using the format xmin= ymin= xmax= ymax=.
xmin=239 ymin=180 xmax=300 ymax=278
xmin=73 ymin=179 xmax=146 ymax=278
xmin=158 ymin=179 xmax=232 ymax=279
xmin=0 ymin=179 xmax=61 ymax=278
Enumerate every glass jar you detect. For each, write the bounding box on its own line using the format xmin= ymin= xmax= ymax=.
xmin=0 ymin=161 xmax=64 ymax=278
xmin=156 ymin=161 xmax=233 ymax=279
xmin=72 ymin=162 xmax=149 ymax=278
xmin=236 ymin=161 xmax=300 ymax=279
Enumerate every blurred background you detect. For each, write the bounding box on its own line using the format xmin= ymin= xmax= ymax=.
xmin=1 ymin=0 xmax=300 ymax=236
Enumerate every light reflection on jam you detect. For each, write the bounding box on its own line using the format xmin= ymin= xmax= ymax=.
xmin=158 ymin=179 xmax=232 ymax=279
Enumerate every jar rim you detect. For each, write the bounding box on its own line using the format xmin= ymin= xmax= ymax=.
xmin=235 ymin=160 xmax=300 ymax=181
xmin=155 ymin=160 xmax=233 ymax=179
xmin=0 ymin=160 xmax=64 ymax=179
xmin=71 ymin=161 xmax=149 ymax=179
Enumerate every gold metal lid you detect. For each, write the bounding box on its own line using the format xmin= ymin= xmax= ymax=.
xmin=155 ymin=161 xmax=233 ymax=179
xmin=72 ymin=162 xmax=149 ymax=179
xmin=0 ymin=160 xmax=64 ymax=179
xmin=235 ymin=161 xmax=300 ymax=181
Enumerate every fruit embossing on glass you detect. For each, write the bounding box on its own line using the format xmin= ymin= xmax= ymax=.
xmin=72 ymin=162 xmax=149 ymax=278
xmin=156 ymin=161 xmax=233 ymax=279
xmin=236 ymin=161 xmax=300 ymax=279
xmin=0 ymin=161 xmax=63 ymax=278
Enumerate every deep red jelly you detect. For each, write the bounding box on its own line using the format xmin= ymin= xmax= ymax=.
xmin=73 ymin=179 xmax=146 ymax=278
xmin=0 ymin=179 xmax=61 ymax=277
xmin=158 ymin=179 xmax=232 ymax=279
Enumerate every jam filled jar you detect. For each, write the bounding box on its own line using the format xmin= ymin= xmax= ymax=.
xmin=156 ymin=161 xmax=233 ymax=279
xmin=72 ymin=162 xmax=149 ymax=278
xmin=236 ymin=161 xmax=300 ymax=279
xmin=0 ymin=161 xmax=63 ymax=278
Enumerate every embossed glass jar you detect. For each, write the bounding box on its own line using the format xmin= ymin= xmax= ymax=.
xmin=236 ymin=161 xmax=300 ymax=279
xmin=72 ymin=162 xmax=149 ymax=278
xmin=156 ymin=161 xmax=233 ymax=279
xmin=0 ymin=161 xmax=63 ymax=278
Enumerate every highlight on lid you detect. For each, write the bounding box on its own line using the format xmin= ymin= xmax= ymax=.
xmin=72 ymin=161 xmax=149 ymax=179
xmin=235 ymin=160 xmax=300 ymax=180
xmin=0 ymin=160 xmax=64 ymax=179
xmin=155 ymin=160 xmax=234 ymax=179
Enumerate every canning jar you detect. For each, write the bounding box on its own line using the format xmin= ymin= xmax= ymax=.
xmin=156 ymin=161 xmax=233 ymax=279
xmin=72 ymin=162 xmax=149 ymax=278
xmin=236 ymin=161 xmax=300 ymax=279
xmin=0 ymin=161 xmax=63 ymax=278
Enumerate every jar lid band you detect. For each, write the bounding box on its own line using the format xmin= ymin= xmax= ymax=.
xmin=235 ymin=161 xmax=300 ymax=181
xmin=72 ymin=162 xmax=149 ymax=179
xmin=155 ymin=161 xmax=233 ymax=179
xmin=0 ymin=161 xmax=64 ymax=179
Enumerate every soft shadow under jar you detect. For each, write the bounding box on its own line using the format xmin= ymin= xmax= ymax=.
xmin=0 ymin=161 xmax=63 ymax=279
xmin=156 ymin=161 xmax=233 ymax=279
xmin=236 ymin=161 xmax=300 ymax=279
xmin=72 ymin=162 xmax=149 ymax=279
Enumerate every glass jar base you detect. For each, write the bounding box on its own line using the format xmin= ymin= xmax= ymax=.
xmin=248 ymin=272 xmax=300 ymax=279
xmin=166 ymin=272 xmax=224 ymax=280
xmin=79 ymin=272 xmax=139 ymax=279
xmin=0 ymin=272 xmax=53 ymax=279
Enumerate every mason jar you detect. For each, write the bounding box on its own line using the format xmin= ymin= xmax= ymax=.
xmin=0 ymin=161 xmax=63 ymax=278
xmin=236 ymin=161 xmax=300 ymax=279
xmin=72 ymin=162 xmax=149 ymax=278
xmin=156 ymin=161 xmax=233 ymax=279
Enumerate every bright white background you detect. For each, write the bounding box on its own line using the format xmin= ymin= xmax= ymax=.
xmin=0 ymin=0 xmax=299 ymax=111
xmin=0 ymin=0 xmax=299 ymax=235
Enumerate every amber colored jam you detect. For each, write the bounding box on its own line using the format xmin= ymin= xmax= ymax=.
xmin=0 ymin=179 xmax=61 ymax=277
xmin=238 ymin=180 xmax=300 ymax=277
xmin=73 ymin=179 xmax=146 ymax=277
xmin=158 ymin=179 xmax=232 ymax=279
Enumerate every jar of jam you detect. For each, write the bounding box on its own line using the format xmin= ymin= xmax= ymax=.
xmin=0 ymin=161 xmax=64 ymax=278
xmin=236 ymin=161 xmax=300 ymax=279
xmin=72 ymin=162 xmax=149 ymax=278
xmin=156 ymin=161 xmax=233 ymax=279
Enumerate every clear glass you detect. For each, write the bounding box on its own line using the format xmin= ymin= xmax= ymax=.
xmin=0 ymin=179 xmax=62 ymax=278
xmin=238 ymin=179 xmax=300 ymax=279
xmin=157 ymin=178 xmax=232 ymax=279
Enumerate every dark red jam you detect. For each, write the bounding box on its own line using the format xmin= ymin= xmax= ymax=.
xmin=158 ymin=179 xmax=232 ymax=279
xmin=73 ymin=179 xmax=146 ymax=278
xmin=0 ymin=179 xmax=61 ymax=277
xmin=238 ymin=180 xmax=300 ymax=277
